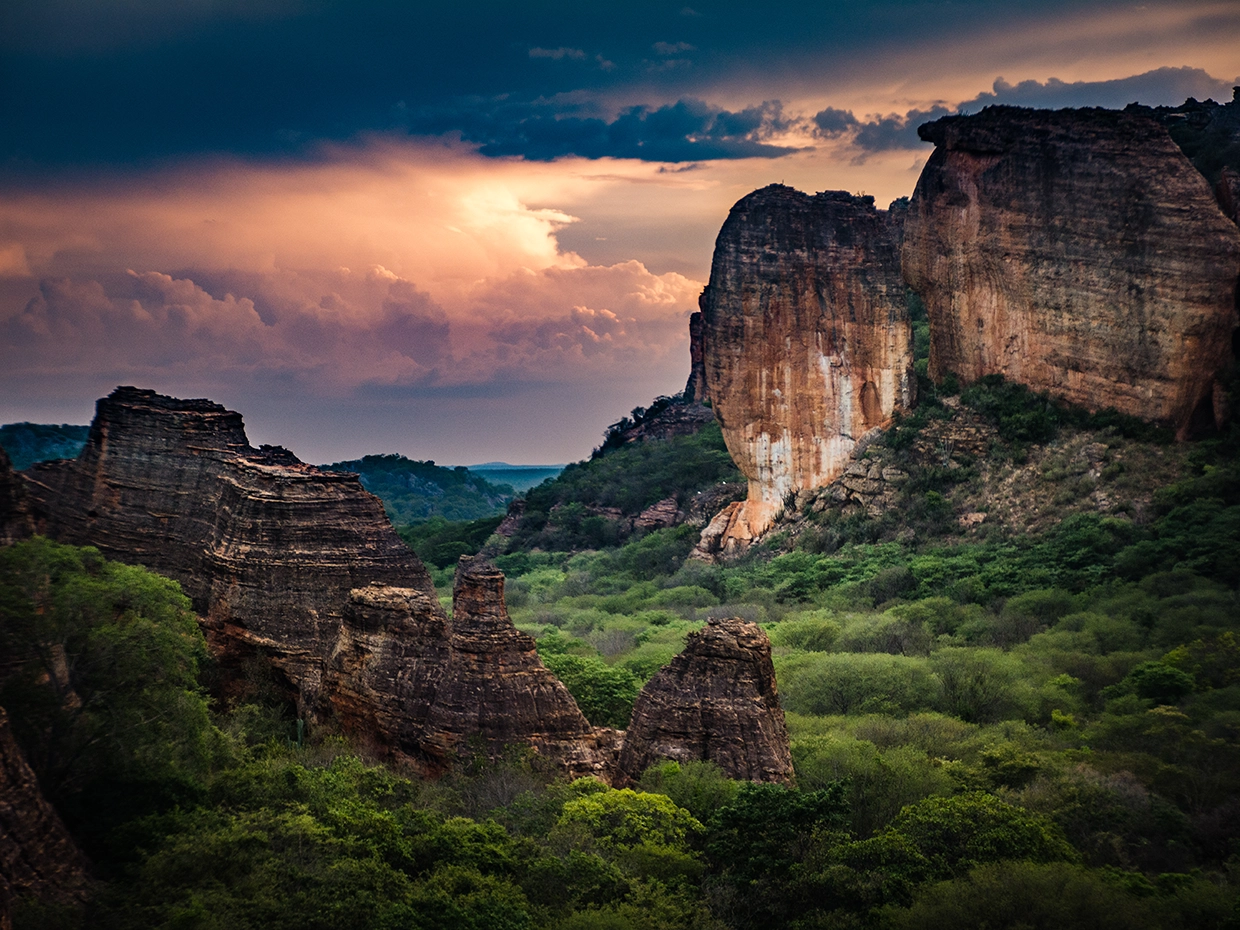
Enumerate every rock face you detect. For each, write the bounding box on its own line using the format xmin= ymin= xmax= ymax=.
xmin=903 ymin=107 xmax=1240 ymax=438
xmin=24 ymin=387 xmax=436 ymax=717
xmin=614 ymin=617 xmax=793 ymax=786
xmin=328 ymin=562 xmax=620 ymax=777
xmin=327 ymin=584 xmax=453 ymax=769
xmin=0 ymin=447 xmax=33 ymax=547
xmin=20 ymin=389 xmax=623 ymax=777
xmin=423 ymin=557 xmax=618 ymax=776
xmin=697 ymin=185 xmax=915 ymax=554
xmin=1219 ymin=167 xmax=1240 ymax=227
xmin=0 ymin=707 xmax=91 ymax=926
xmin=685 ymin=311 xmax=708 ymax=403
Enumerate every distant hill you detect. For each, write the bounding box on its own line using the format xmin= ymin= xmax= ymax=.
xmin=0 ymin=422 xmax=89 ymax=470
xmin=467 ymin=463 xmax=565 ymax=492
xmin=321 ymin=454 xmax=516 ymax=524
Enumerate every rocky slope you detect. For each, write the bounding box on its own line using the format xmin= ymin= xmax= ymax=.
xmin=0 ymin=448 xmax=32 ymax=546
xmin=903 ymin=106 xmax=1240 ymax=439
xmin=0 ymin=706 xmax=91 ymax=927
xmin=614 ymin=617 xmax=794 ymax=786
xmin=696 ymin=185 xmax=915 ymax=556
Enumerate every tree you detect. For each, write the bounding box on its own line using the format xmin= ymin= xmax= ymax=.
xmin=0 ymin=538 xmax=216 ymax=821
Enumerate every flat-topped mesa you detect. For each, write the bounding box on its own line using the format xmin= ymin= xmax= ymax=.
xmin=903 ymin=107 xmax=1240 ymax=438
xmin=23 ymin=386 xmax=436 ymax=716
xmin=697 ymin=185 xmax=915 ymax=555
xmin=421 ymin=557 xmax=619 ymax=777
xmin=614 ymin=617 xmax=794 ymax=787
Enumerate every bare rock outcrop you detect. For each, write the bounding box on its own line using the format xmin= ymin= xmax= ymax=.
xmin=614 ymin=617 xmax=793 ymax=786
xmin=903 ymin=106 xmax=1240 ymax=439
xmin=0 ymin=706 xmax=91 ymax=926
xmin=0 ymin=448 xmax=33 ymax=547
xmin=327 ymin=584 xmax=453 ymax=769
xmin=697 ymin=185 xmax=915 ymax=555
xmin=425 ymin=557 xmax=620 ymax=777
xmin=23 ymin=387 xmax=435 ymax=717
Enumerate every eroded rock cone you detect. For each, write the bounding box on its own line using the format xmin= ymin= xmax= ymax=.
xmin=0 ymin=707 xmax=91 ymax=926
xmin=615 ymin=616 xmax=793 ymax=786
xmin=903 ymin=106 xmax=1240 ymax=438
xmin=697 ymin=185 xmax=915 ymax=556
xmin=421 ymin=556 xmax=619 ymax=777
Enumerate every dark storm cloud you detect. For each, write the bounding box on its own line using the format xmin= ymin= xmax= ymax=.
xmin=831 ymin=65 xmax=1238 ymax=153
xmin=405 ymin=97 xmax=801 ymax=161
xmin=955 ymin=66 xmax=1237 ymax=112
xmin=2 ymin=0 xmax=1151 ymax=169
xmin=812 ymin=107 xmax=858 ymax=137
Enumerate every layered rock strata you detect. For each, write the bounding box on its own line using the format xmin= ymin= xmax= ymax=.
xmin=21 ymin=389 xmax=623 ymax=776
xmin=0 ymin=447 xmax=33 ymax=546
xmin=903 ymin=107 xmax=1240 ymax=438
xmin=0 ymin=707 xmax=91 ymax=926
xmin=697 ymin=185 xmax=915 ymax=555
xmin=22 ymin=387 xmax=440 ymax=716
xmin=328 ymin=564 xmax=620 ymax=777
xmin=423 ymin=557 xmax=619 ymax=776
xmin=614 ymin=617 xmax=793 ymax=786
xmin=327 ymin=584 xmax=453 ymax=769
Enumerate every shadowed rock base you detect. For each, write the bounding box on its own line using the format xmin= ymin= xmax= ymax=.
xmin=0 ymin=707 xmax=91 ymax=928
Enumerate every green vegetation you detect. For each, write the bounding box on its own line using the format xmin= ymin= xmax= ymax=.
xmin=400 ymin=515 xmax=507 ymax=571
xmin=6 ymin=359 xmax=1240 ymax=927
xmin=0 ymin=422 xmax=89 ymax=469
xmin=322 ymin=454 xmax=515 ymax=523
xmin=502 ymin=419 xmax=742 ymax=553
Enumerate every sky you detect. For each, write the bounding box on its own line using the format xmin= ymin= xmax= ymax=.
xmin=1 ymin=1 xmax=1238 ymax=465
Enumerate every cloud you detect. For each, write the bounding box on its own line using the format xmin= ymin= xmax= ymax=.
xmin=456 ymin=260 xmax=698 ymax=383
xmin=409 ymin=96 xmax=803 ymax=161
xmin=955 ymin=66 xmax=1237 ymax=112
xmin=529 ymin=47 xmax=587 ymax=60
xmin=852 ymin=106 xmax=954 ymax=152
xmin=812 ymin=106 xmax=859 ymax=137
xmin=2 ymin=268 xmax=452 ymax=387
xmin=820 ymin=66 xmax=1238 ymax=153
xmin=653 ymin=41 xmax=696 ymax=55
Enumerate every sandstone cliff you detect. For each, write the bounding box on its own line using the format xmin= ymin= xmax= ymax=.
xmin=696 ymin=185 xmax=915 ymax=556
xmin=903 ymin=106 xmax=1240 ymax=438
xmin=328 ymin=562 xmax=619 ymax=777
xmin=423 ymin=557 xmax=619 ymax=777
xmin=24 ymin=387 xmax=436 ymax=716
xmin=0 ymin=707 xmax=91 ymax=927
xmin=0 ymin=447 xmax=33 ymax=547
xmin=614 ymin=617 xmax=793 ymax=786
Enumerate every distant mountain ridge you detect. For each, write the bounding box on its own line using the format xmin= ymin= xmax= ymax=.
xmin=0 ymin=423 xmax=89 ymax=471
xmin=322 ymin=453 xmax=517 ymax=523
